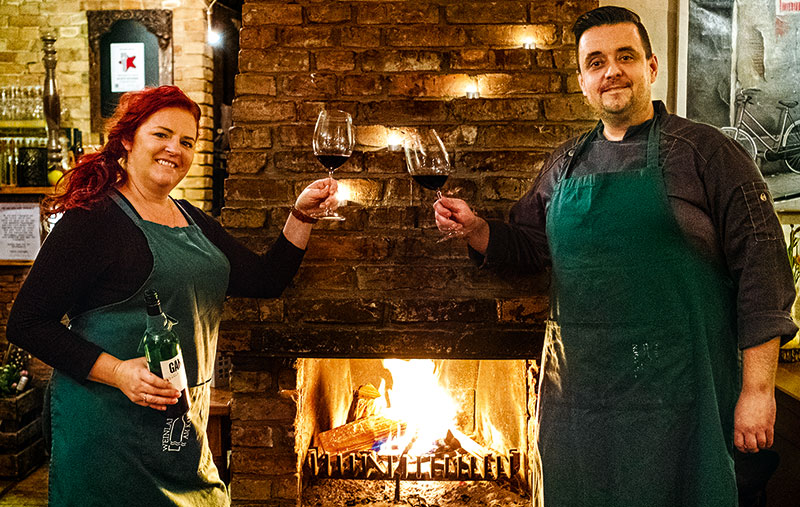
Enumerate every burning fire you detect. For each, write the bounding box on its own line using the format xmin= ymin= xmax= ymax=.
xmin=378 ymin=359 xmax=458 ymax=456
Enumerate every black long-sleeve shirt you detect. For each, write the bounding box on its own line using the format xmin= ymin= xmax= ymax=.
xmin=476 ymin=101 xmax=797 ymax=349
xmin=6 ymin=193 xmax=304 ymax=381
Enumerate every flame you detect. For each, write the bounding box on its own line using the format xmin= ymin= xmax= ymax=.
xmin=378 ymin=359 xmax=458 ymax=455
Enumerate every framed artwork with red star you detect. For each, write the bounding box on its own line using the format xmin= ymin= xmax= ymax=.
xmin=87 ymin=10 xmax=173 ymax=133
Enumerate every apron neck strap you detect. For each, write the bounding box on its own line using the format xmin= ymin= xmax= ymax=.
xmin=110 ymin=190 xmax=142 ymax=224
xmin=645 ymin=114 xmax=660 ymax=174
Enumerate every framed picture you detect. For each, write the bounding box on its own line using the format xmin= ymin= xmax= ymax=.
xmin=87 ymin=10 xmax=173 ymax=133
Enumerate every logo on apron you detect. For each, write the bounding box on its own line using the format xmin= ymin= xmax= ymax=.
xmin=162 ymin=414 xmax=191 ymax=452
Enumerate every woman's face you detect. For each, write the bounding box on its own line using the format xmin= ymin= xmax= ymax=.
xmin=122 ymin=107 xmax=197 ymax=194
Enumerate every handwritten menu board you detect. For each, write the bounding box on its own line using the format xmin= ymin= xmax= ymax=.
xmin=0 ymin=203 xmax=41 ymax=262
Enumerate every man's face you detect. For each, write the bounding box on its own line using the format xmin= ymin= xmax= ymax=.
xmin=577 ymin=22 xmax=658 ymax=127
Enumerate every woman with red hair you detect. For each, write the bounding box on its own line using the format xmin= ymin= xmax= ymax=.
xmin=7 ymin=85 xmax=335 ymax=506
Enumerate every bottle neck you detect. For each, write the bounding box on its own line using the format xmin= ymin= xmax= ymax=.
xmin=145 ymin=311 xmax=169 ymax=333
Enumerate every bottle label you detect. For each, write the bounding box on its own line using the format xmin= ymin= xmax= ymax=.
xmin=160 ymin=350 xmax=188 ymax=392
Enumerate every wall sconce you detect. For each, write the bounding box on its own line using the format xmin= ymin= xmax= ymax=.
xmin=207 ymin=0 xmax=221 ymax=46
xmin=387 ymin=131 xmax=403 ymax=151
xmin=522 ymin=37 xmax=536 ymax=50
xmin=465 ymin=81 xmax=480 ymax=99
xmin=336 ymin=181 xmax=353 ymax=204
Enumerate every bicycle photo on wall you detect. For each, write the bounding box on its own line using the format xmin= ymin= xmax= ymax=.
xmin=723 ymin=88 xmax=800 ymax=174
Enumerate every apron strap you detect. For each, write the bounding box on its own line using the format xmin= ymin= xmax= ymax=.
xmin=110 ymin=190 xmax=143 ymax=224
xmin=110 ymin=190 xmax=199 ymax=229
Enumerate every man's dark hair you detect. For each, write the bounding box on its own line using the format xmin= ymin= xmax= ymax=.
xmin=571 ymin=6 xmax=653 ymax=67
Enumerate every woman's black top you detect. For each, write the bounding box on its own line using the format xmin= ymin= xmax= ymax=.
xmin=6 ymin=192 xmax=304 ymax=381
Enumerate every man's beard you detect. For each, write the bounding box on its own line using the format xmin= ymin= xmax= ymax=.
xmin=594 ymin=82 xmax=648 ymax=126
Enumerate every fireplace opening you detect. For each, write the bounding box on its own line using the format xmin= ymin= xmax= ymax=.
xmin=295 ymin=358 xmax=536 ymax=505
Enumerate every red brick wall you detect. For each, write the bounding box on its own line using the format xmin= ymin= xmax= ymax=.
xmin=224 ymin=1 xmax=598 ymax=504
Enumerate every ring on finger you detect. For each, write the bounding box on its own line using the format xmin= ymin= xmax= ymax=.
xmin=143 ymin=393 xmax=149 ymax=404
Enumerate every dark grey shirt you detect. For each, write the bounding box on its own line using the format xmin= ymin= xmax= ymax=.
xmin=478 ymin=101 xmax=797 ymax=349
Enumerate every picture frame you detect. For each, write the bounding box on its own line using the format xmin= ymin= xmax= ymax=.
xmin=87 ymin=10 xmax=173 ymax=134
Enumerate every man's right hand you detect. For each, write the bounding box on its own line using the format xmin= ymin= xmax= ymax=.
xmin=433 ymin=196 xmax=490 ymax=253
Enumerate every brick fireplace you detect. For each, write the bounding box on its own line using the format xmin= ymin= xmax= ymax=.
xmin=222 ymin=0 xmax=597 ymax=504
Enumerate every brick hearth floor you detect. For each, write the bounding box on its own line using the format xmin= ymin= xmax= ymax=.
xmin=0 ymin=460 xmax=48 ymax=506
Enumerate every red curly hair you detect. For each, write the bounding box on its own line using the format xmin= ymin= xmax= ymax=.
xmin=44 ymin=85 xmax=201 ymax=216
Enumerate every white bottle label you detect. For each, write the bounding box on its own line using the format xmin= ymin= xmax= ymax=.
xmin=160 ymin=350 xmax=188 ymax=392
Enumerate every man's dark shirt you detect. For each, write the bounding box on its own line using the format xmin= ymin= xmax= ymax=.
xmin=477 ymin=101 xmax=797 ymax=349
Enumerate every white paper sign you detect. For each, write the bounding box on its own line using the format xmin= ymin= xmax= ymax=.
xmin=0 ymin=203 xmax=41 ymax=261
xmin=110 ymin=42 xmax=145 ymax=93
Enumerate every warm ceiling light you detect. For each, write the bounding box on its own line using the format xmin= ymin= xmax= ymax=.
xmin=522 ymin=37 xmax=536 ymax=49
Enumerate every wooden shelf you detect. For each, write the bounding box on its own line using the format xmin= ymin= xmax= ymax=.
xmin=0 ymin=186 xmax=54 ymax=195
xmin=0 ymin=120 xmax=46 ymax=130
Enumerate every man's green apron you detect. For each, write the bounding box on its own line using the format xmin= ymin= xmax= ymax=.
xmin=541 ymin=118 xmax=740 ymax=506
xmin=48 ymin=193 xmax=230 ymax=506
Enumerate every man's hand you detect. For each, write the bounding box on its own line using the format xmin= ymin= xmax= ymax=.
xmin=734 ymin=389 xmax=775 ymax=452
xmin=433 ymin=196 xmax=490 ymax=253
xmin=734 ymin=337 xmax=780 ymax=453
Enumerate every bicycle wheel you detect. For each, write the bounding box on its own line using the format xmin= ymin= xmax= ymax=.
xmin=782 ymin=119 xmax=800 ymax=173
xmin=721 ymin=127 xmax=758 ymax=161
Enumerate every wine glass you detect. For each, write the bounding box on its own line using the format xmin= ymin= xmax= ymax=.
xmin=312 ymin=109 xmax=354 ymax=221
xmin=404 ymin=128 xmax=461 ymax=242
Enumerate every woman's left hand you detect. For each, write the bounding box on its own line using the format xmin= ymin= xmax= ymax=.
xmin=295 ymin=178 xmax=338 ymax=217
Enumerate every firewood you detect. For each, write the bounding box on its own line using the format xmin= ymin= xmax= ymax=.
xmin=346 ymin=384 xmax=382 ymax=423
xmin=445 ymin=427 xmax=492 ymax=459
xmin=317 ymin=415 xmax=406 ymax=454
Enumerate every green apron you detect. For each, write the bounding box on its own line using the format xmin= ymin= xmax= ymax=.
xmin=49 ymin=192 xmax=231 ymax=506
xmin=540 ymin=119 xmax=740 ymax=506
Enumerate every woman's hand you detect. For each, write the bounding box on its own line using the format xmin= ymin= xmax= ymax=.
xmin=98 ymin=356 xmax=179 ymax=411
xmin=283 ymin=178 xmax=338 ymax=248
xmin=113 ymin=357 xmax=179 ymax=410
xmin=295 ymin=178 xmax=338 ymax=217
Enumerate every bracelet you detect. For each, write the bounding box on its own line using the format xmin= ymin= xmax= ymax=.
xmin=290 ymin=205 xmax=318 ymax=224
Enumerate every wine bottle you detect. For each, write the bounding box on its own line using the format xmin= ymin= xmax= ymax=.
xmin=71 ymin=129 xmax=83 ymax=162
xmin=141 ymin=289 xmax=190 ymax=418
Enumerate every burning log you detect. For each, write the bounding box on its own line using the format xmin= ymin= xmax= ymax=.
xmin=445 ymin=427 xmax=492 ymax=459
xmin=317 ymin=415 xmax=406 ymax=454
xmin=346 ymin=384 xmax=382 ymax=423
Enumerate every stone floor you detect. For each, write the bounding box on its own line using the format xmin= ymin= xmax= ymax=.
xmin=0 ymin=460 xmax=47 ymax=506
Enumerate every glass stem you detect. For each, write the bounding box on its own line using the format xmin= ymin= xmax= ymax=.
xmin=325 ymin=171 xmax=335 ymax=213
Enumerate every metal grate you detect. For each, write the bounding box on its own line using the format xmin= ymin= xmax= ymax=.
xmin=305 ymin=448 xmax=521 ymax=481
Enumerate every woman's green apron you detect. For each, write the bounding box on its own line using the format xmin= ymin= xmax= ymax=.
xmin=49 ymin=193 xmax=230 ymax=506
xmin=540 ymin=119 xmax=740 ymax=506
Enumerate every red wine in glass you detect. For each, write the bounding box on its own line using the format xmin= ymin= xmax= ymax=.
xmin=315 ymin=154 xmax=350 ymax=172
xmin=404 ymin=129 xmax=462 ymax=242
xmin=312 ymin=110 xmax=354 ymax=221
xmin=411 ymin=174 xmax=448 ymax=192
